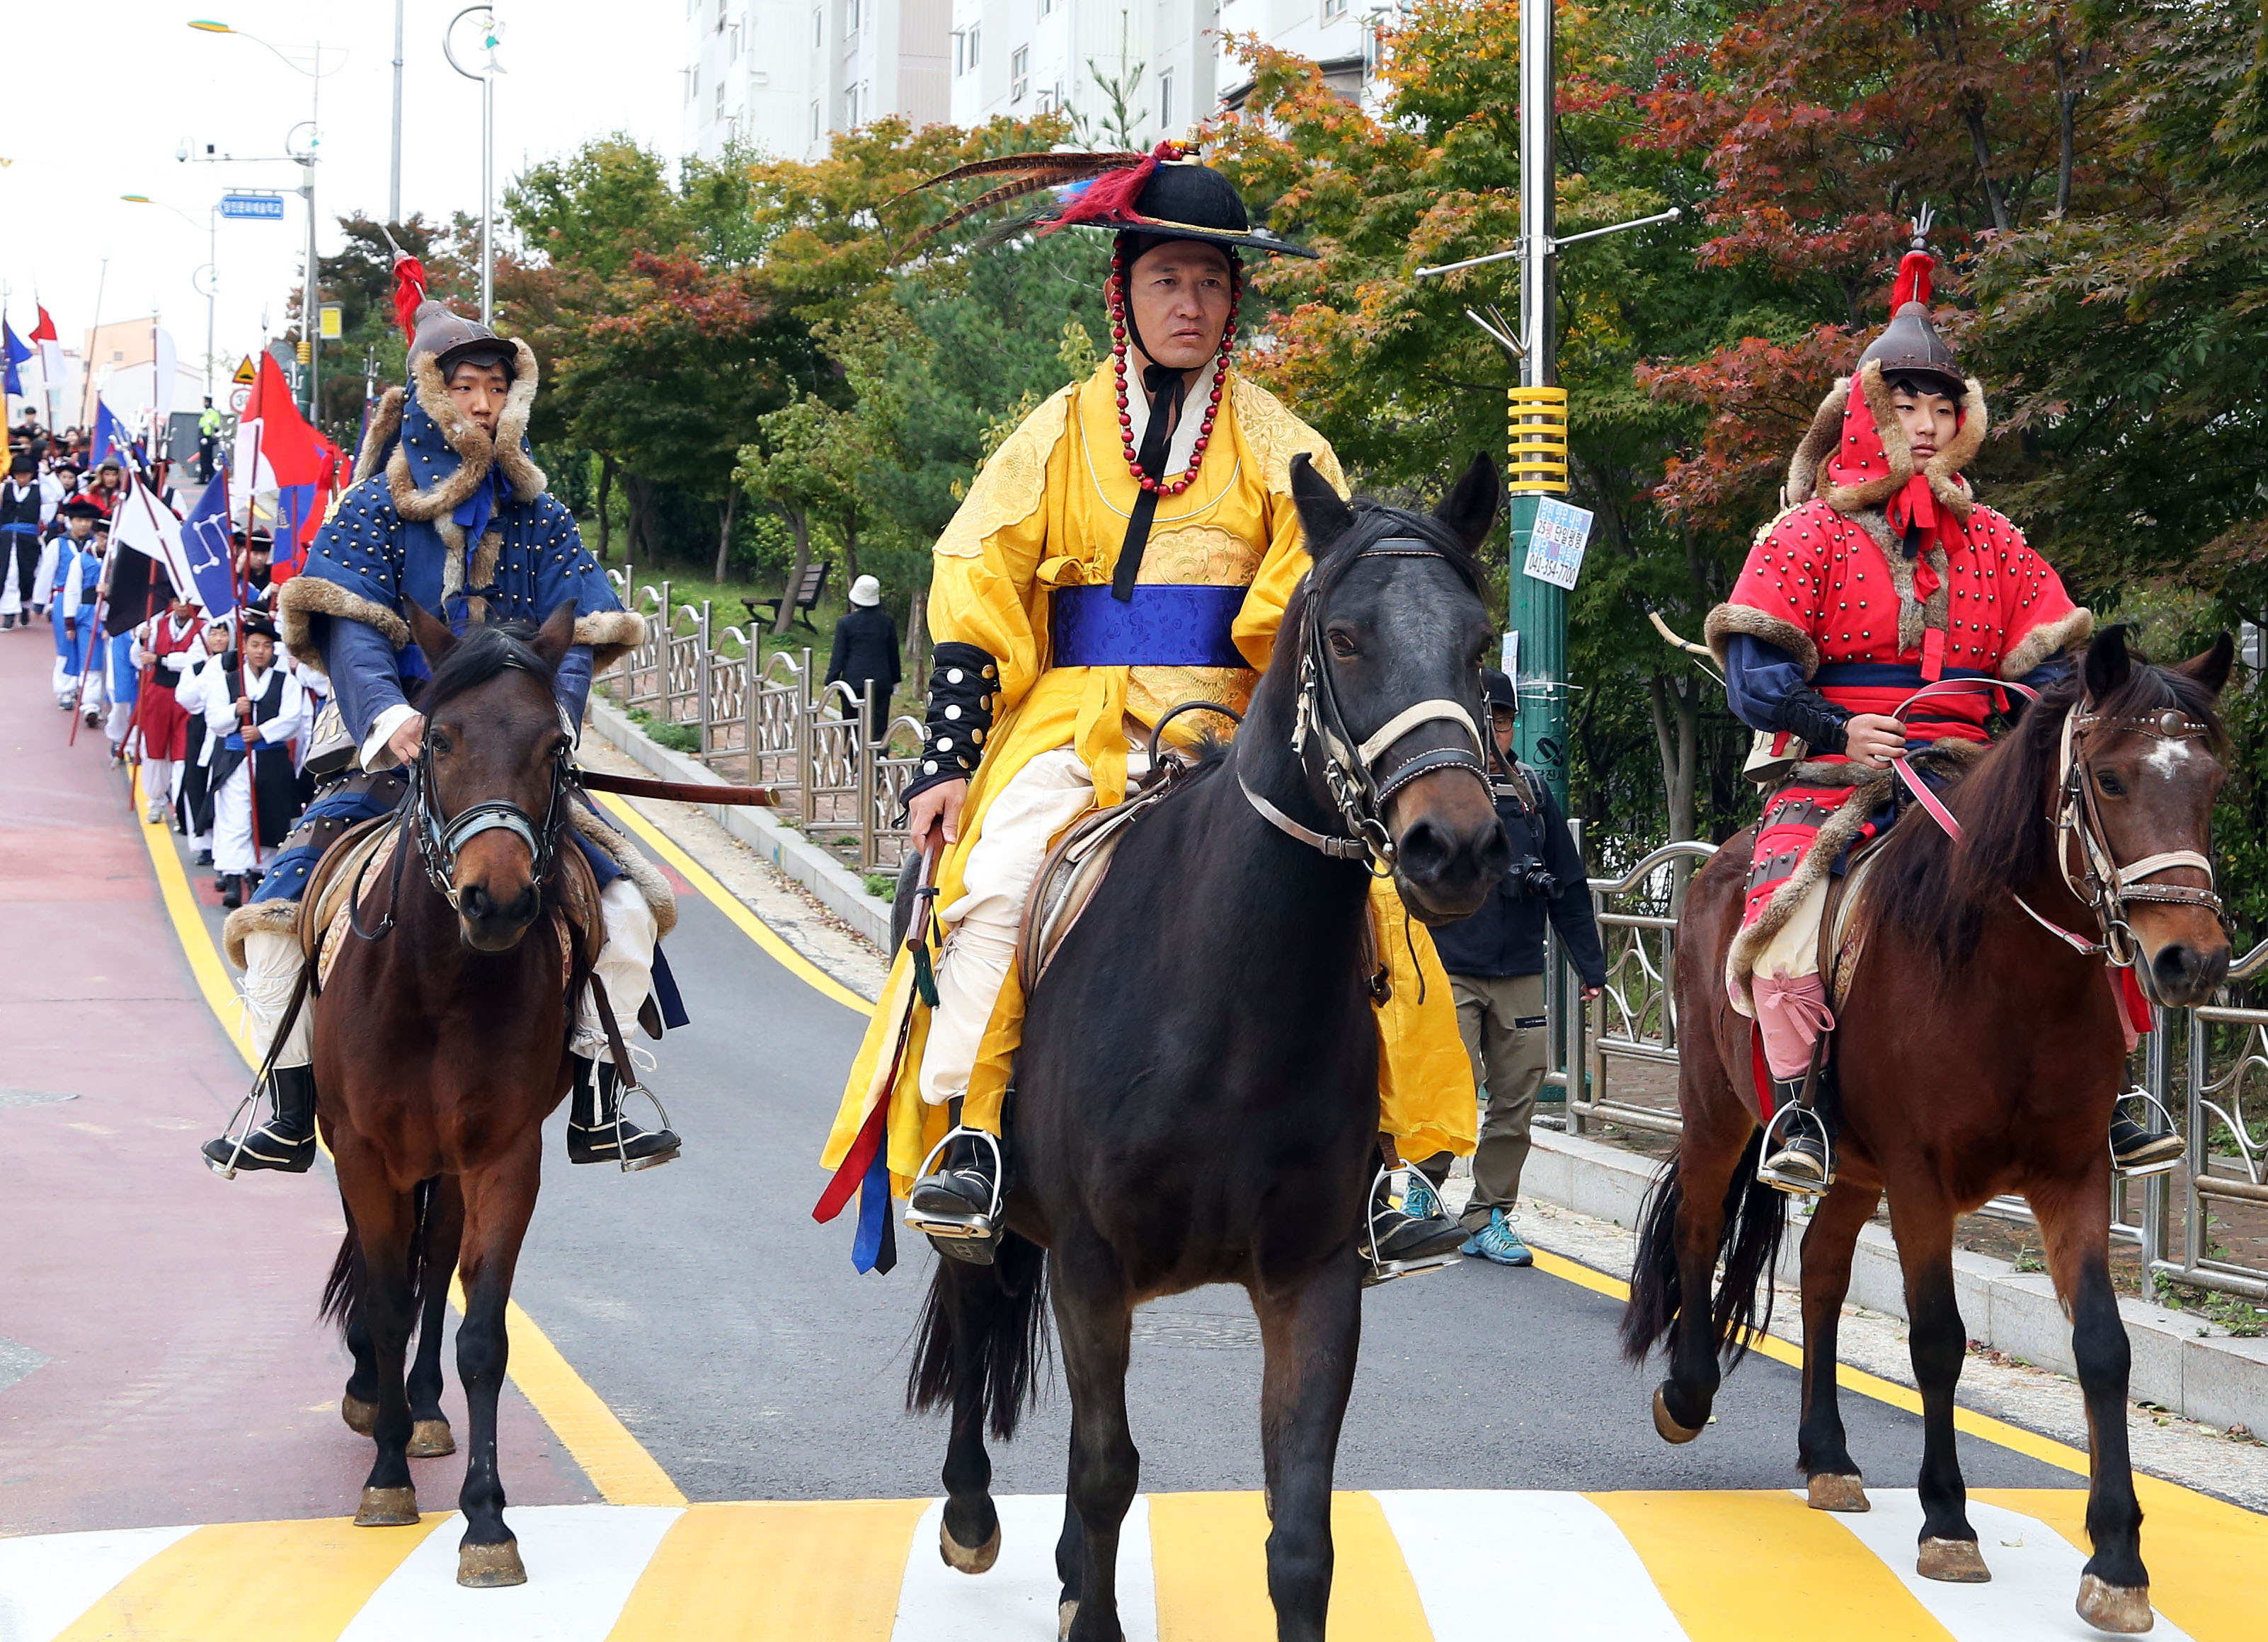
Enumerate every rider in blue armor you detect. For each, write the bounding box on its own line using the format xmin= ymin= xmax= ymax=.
xmin=199 ymin=297 xmax=682 ymax=1176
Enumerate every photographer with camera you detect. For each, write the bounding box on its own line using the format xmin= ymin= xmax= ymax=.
xmin=1417 ymin=668 xmax=1605 ymax=1267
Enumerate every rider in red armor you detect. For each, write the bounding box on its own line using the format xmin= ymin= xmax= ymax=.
xmin=1705 ymin=225 xmax=2181 ymax=1193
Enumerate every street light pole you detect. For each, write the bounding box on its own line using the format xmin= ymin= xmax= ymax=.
xmin=445 ymin=8 xmax=503 ymax=327
xmin=119 ymin=195 xmax=220 ymax=401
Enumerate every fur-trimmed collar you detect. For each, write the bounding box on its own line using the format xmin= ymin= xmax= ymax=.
xmin=1785 ymin=360 xmax=1986 ymax=522
xmin=382 ymin=338 xmax=546 ymax=523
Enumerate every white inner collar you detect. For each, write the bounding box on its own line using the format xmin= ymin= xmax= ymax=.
xmin=1123 ymin=354 xmax=1225 ymax=481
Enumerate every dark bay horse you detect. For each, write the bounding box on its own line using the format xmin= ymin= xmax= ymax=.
xmin=316 ymin=600 xmax=590 ymax=1587
xmin=908 ymin=454 xmax=1511 ymax=1642
xmin=1624 ymin=625 xmax=2231 ymax=1634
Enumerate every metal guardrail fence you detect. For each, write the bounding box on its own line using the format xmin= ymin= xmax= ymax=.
xmin=1544 ymin=839 xmax=2268 ymax=1301
xmin=604 ymin=570 xmax=922 ymax=874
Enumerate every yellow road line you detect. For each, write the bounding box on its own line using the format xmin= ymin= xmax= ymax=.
xmin=132 ymin=767 xmax=260 ymax=1070
xmin=1593 ymin=1490 xmax=1953 ymax=1642
xmin=591 ymin=790 xmax=875 ymax=1018
xmin=606 ymin=1498 xmax=928 ymax=1640
xmin=53 ymin=1514 xmax=443 ymax=1642
xmin=133 ymin=767 xmax=683 ymax=1511
xmin=446 ymin=1275 xmax=687 ymax=1508
xmin=1147 ymin=1491 xmax=1435 ymax=1640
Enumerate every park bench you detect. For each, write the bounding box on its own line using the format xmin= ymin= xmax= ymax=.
xmin=743 ymin=560 xmax=831 ymax=633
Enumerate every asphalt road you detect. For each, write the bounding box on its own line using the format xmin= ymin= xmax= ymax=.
xmin=505 ymin=822 xmax=2073 ymax=1505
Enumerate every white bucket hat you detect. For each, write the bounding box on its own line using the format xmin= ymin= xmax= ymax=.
xmin=849 ymin=574 xmax=881 ymax=607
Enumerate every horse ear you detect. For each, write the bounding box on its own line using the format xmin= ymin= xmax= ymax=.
xmin=532 ymin=599 xmax=578 ymax=671
xmin=1290 ymin=452 xmax=1356 ymax=560
xmin=2082 ymin=623 xmax=2131 ymax=702
xmin=2178 ymin=632 xmax=2235 ymax=696
xmin=1434 ymin=452 xmax=1501 ymax=551
xmin=406 ymin=599 xmax=457 ymax=665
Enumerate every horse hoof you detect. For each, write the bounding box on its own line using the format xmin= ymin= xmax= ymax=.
xmin=407 ymin=1419 xmax=456 ymax=1459
xmin=457 ymin=1538 xmax=527 ymax=1588
xmin=341 ymin=1394 xmax=377 ymax=1436
xmin=1918 ymin=1537 xmax=1991 ymax=1583
xmin=2076 ymin=1575 xmax=2153 ymax=1634
xmin=939 ymin=1519 xmax=1001 ymax=1575
xmin=1807 ymin=1474 xmax=1869 ymax=1512
xmin=354 ymin=1486 xmax=419 ymax=1527
xmin=1651 ymin=1384 xmax=1704 ymax=1445
xmin=1058 ymin=1599 xmax=1078 ymax=1640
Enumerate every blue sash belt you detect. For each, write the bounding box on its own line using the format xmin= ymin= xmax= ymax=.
xmin=1050 ymin=584 xmax=1249 ymax=670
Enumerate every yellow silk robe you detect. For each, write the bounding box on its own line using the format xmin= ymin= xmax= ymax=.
xmin=822 ymin=362 xmax=1477 ymax=1191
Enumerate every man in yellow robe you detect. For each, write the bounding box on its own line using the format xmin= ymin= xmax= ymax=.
xmin=818 ymin=149 xmax=1474 ymax=1265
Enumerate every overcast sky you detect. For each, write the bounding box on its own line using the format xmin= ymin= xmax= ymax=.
xmin=1 ymin=1 xmax=680 ymax=403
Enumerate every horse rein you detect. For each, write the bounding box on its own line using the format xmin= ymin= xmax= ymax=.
xmin=1242 ymin=536 xmax=1492 ymax=873
xmin=1886 ymin=677 xmax=2221 ymax=970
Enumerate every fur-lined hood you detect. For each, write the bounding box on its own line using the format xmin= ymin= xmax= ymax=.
xmin=1783 ymin=357 xmax=1986 ymax=521
xmin=351 ymin=338 xmax=546 ymax=517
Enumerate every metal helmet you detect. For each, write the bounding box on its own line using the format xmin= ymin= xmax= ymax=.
xmin=407 ymin=299 xmax=515 ymax=382
xmin=1855 ymin=207 xmax=1965 ymax=398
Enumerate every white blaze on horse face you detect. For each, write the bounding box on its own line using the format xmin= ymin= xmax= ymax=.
xmin=2143 ymin=737 xmax=2194 ymax=780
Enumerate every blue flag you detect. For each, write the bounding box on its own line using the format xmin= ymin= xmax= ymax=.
xmin=92 ymin=401 xmax=132 ymax=470
xmin=1 ymin=322 xmax=27 ymax=398
xmin=181 ymin=466 xmax=237 ymax=616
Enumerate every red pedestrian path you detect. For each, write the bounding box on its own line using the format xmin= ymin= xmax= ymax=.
xmin=0 ymin=624 xmax=597 ymax=1534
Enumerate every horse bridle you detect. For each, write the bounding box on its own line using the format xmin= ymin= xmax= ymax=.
xmin=1239 ymin=536 xmax=1493 ymax=873
xmin=1894 ymin=677 xmax=2222 ymax=969
xmin=2049 ymin=701 xmax=2223 ymax=968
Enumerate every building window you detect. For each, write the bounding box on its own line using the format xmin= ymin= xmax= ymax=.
xmin=1323 ymin=0 xmax=1347 ymax=15
xmin=718 ymin=0 xmax=728 ymax=29
xmin=1011 ymin=45 xmax=1029 ymax=101
xmin=813 ymin=7 xmax=823 ymax=45
xmin=730 ymin=21 xmax=741 ymax=57
xmin=847 ymin=0 xmax=860 ymax=35
xmin=1035 ymin=85 xmax=1054 ymax=113
xmin=1039 ymin=0 xmax=1053 ymax=13
xmin=716 ymin=83 xmax=726 ymax=120
xmin=1159 ymin=69 xmax=1174 ymax=127
xmin=811 ymin=100 xmax=821 ymax=140
xmin=689 ymin=66 xmax=700 ymax=104
xmin=844 ymin=81 xmax=859 ymax=125
xmin=968 ymin=23 xmax=980 ymax=66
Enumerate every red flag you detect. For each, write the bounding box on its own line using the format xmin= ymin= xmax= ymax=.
xmin=236 ymin=352 xmax=343 ymax=578
xmin=29 ymin=305 xmax=57 ymax=343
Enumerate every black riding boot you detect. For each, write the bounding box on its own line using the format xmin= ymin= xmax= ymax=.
xmin=219 ymin=873 xmax=243 ymax=909
xmin=906 ymin=1126 xmax=1002 ymax=1248
xmin=566 ymin=1055 xmax=680 ymax=1169
xmin=2110 ymin=1110 xmax=2184 ymax=1174
xmin=1758 ymin=1073 xmax=1837 ymax=1198
xmin=201 ymin=1064 xmax=317 ymax=1175
xmin=1367 ymin=1171 xmax=1470 ymax=1269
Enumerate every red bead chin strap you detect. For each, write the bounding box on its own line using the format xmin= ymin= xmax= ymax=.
xmin=1106 ymin=253 xmax=1240 ymax=498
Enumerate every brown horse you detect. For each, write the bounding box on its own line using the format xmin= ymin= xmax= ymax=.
xmin=1623 ymin=624 xmax=2232 ymax=1635
xmin=316 ymin=599 xmax=590 ymax=1587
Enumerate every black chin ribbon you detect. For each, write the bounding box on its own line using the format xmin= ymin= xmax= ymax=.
xmin=1113 ymin=363 xmax=1186 ymax=603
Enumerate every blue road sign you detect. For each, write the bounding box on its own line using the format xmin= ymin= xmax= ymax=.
xmin=218 ymin=193 xmax=285 ymax=221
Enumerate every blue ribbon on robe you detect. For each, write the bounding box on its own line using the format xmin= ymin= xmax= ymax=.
xmin=1050 ymin=583 xmax=1249 ymax=669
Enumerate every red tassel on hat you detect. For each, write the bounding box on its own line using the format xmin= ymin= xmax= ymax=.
xmin=389 ymin=252 xmax=430 ymax=343
xmin=1049 ymin=139 xmax=1187 ymax=231
xmin=1889 ymin=248 xmax=1934 ymax=311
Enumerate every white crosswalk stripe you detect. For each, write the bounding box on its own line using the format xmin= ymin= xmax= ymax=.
xmin=1376 ymin=1490 xmax=1688 ymax=1641
xmin=892 ymin=1494 xmax=1158 ymax=1642
xmin=0 ymin=1523 xmax=197 ymax=1642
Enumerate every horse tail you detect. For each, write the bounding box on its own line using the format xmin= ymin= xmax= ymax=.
xmin=907 ymin=1232 xmax=1053 ymax=1442
xmin=1620 ymin=1130 xmax=1783 ymax=1366
xmin=319 ymin=1177 xmax=439 ymax=1344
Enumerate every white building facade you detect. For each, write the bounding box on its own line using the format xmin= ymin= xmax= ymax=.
xmin=685 ymin=0 xmax=1378 ymax=166
xmin=685 ymin=0 xmax=953 ymax=164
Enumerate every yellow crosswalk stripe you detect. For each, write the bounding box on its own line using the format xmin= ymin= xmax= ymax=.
xmin=1591 ymin=1490 xmax=1955 ymax=1642
xmin=607 ymin=1500 xmax=928 ymax=1641
xmin=1147 ymin=1491 xmax=1435 ymax=1641
xmin=51 ymin=1515 xmax=443 ymax=1642
xmin=1981 ymin=1485 xmax=2262 ymax=1642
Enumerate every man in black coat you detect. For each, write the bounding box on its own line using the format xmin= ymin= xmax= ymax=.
xmin=823 ymin=573 xmax=901 ymax=743
xmin=1421 ymin=668 xmax=1607 ymax=1267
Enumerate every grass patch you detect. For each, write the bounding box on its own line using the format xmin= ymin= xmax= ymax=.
xmin=2154 ymin=1278 xmax=2268 ymax=1337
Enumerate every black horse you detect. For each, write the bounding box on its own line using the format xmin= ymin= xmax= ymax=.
xmin=908 ymin=453 xmax=1511 ymax=1642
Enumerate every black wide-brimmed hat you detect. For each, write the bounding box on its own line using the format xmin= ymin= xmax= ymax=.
xmin=904 ymin=141 xmax=1319 ymax=260
xmin=57 ymin=495 xmax=103 ymax=520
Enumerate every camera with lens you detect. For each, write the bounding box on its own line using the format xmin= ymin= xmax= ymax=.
xmin=1509 ymin=855 xmax=1559 ymax=900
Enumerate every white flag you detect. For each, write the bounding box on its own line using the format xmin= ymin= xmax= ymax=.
xmin=152 ymin=328 xmax=179 ymax=426
xmin=112 ymin=478 xmax=196 ymax=599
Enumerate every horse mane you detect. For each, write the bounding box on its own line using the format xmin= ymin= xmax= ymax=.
xmin=1862 ymin=648 xmax=2225 ymax=968
xmin=416 ymin=619 xmax=558 ymax=715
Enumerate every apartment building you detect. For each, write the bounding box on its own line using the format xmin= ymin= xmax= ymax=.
xmin=685 ymin=0 xmax=1380 ymax=166
xmin=684 ymin=0 xmax=953 ymax=163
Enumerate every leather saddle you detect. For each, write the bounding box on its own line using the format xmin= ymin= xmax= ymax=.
xmin=1014 ymin=772 xmax=1181 ymax=996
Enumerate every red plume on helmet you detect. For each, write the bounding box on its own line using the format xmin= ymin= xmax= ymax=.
xmin=377 ymin=224 xmax=428 ymax=342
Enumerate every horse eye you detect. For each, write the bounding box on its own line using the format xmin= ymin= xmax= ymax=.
xmin=431 ymin=732 xmax=452 ymax=757
xmin=1327 ymin=628 xmax=1360 ymax=660
xmin=2097 ymin=769 xmax=2124 ymax=798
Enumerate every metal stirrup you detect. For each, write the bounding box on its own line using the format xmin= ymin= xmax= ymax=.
xmin=905 ymin=1126 xmax=1004 ymax=1240
xmin=1360 ymin=1159 xmax=1458 ymax=1284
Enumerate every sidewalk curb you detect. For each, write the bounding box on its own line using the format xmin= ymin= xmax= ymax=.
xmin=1524 ymin=1125 xmax=2268 ymax=1435
xmin=586 ymin=693 xmax=893 ymax=951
